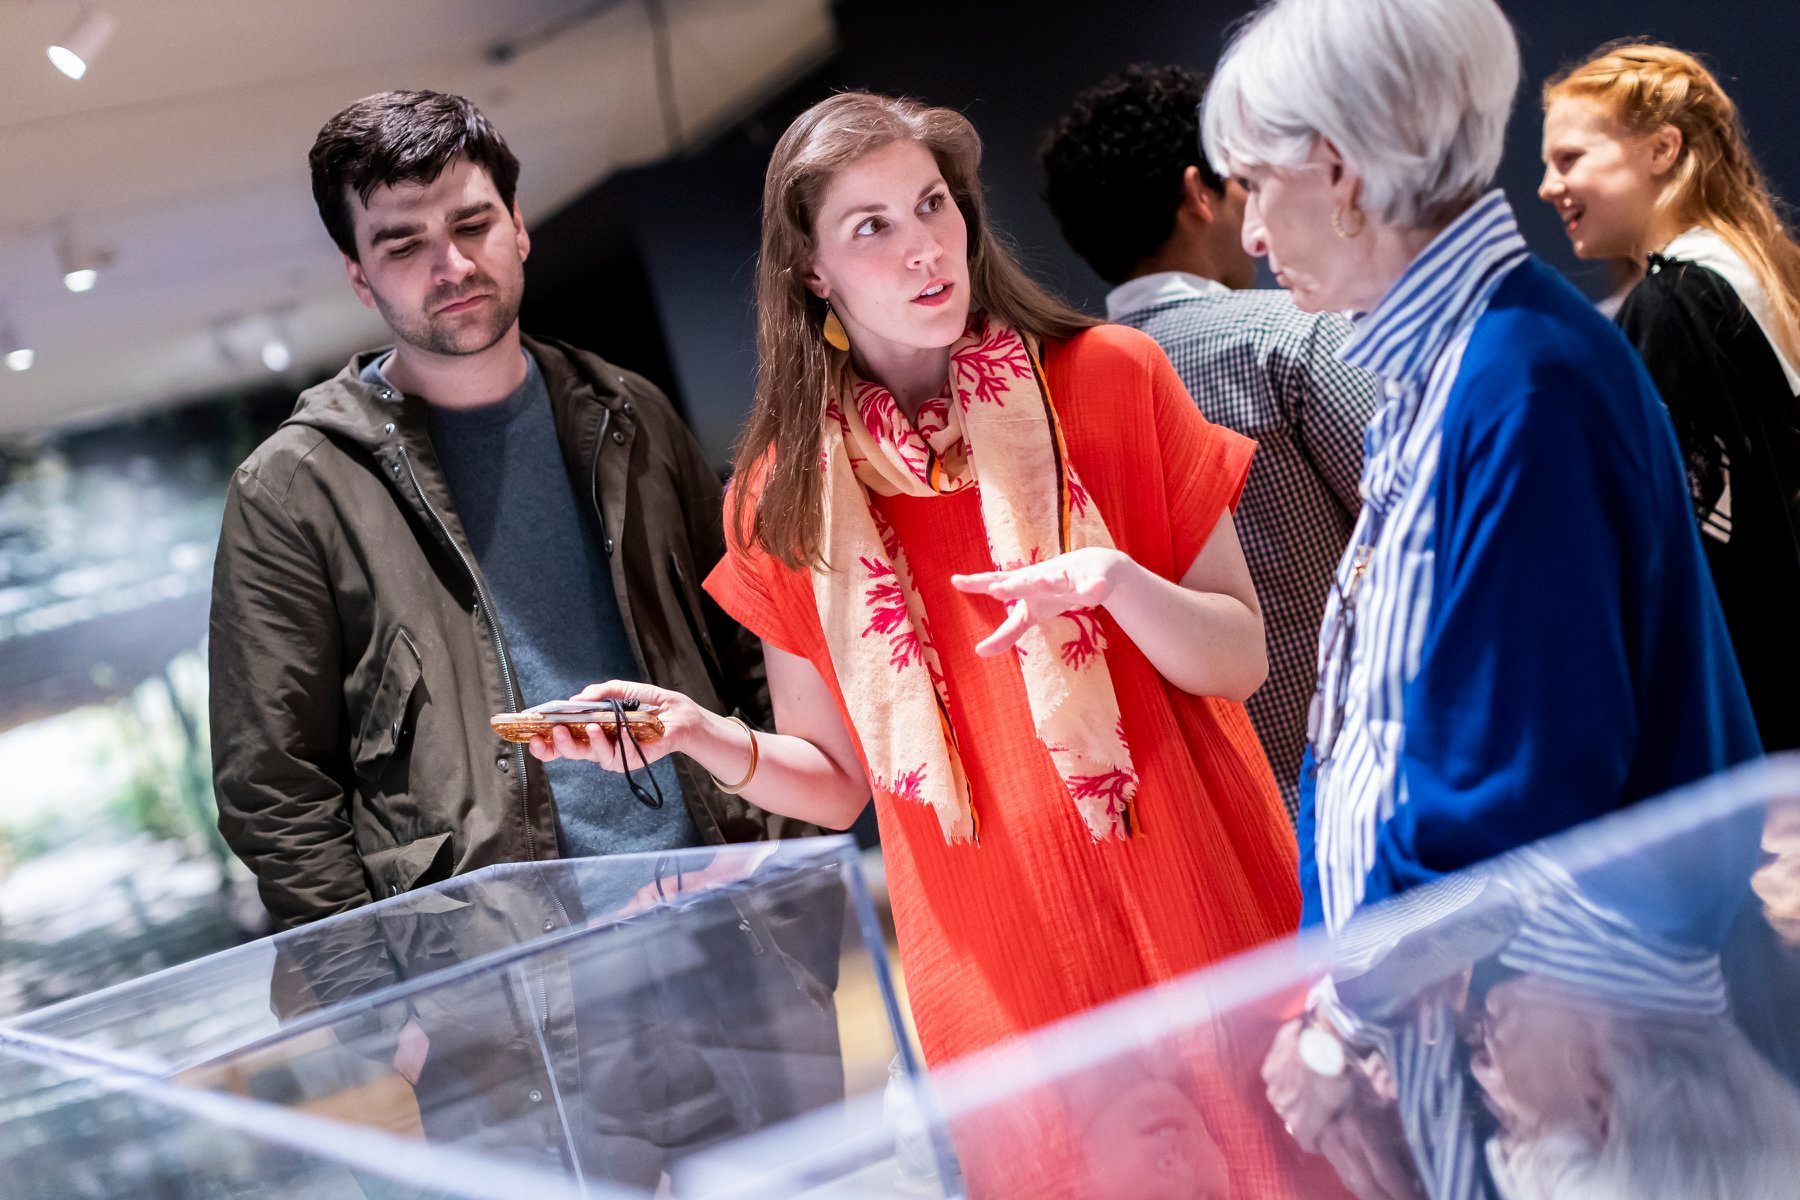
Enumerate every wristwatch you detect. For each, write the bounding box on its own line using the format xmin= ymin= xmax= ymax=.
xmin=1298 ymin=1017 xmax=1348 ymax=1079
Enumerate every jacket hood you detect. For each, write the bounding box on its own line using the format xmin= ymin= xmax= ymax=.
xmin=283 ymin=335 xmax=625 ymax=451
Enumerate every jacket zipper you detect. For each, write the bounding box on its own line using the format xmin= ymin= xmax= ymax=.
xmin=396 ymin=446 xmax=570 ymax=1033
xmin=590 ymin=405 xmax=613 ymax=557
xmin=588 ymin=402 xmax=722 ymax=846
xmin=590 ymin=400 xmax=733 ymax=846
xmin=398 ymin=446 xmax=527 ymax=785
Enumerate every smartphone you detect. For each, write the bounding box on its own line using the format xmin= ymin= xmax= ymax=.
xmin=490 ymin=699 xmax=665 ymax=745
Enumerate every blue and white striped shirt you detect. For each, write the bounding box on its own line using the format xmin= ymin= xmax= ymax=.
xmin=1308 ymin=191 xmax=1530 ymax=936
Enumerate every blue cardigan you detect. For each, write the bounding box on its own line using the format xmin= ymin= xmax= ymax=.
xmin=1298 ymin=257 xmax=1762 ymax=927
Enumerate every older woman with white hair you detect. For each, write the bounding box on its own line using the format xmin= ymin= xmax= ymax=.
xmin=1203 ymin=0 xmax=1758 ymax=935
xmin=1203 ymin=0 xmax=1762 ymax=1192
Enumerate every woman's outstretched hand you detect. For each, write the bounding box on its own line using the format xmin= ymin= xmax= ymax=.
xmin=951 ymin=546 xmax=1128 ymax=657
xmin=956 ymin=513 xmax=1266 ymax=701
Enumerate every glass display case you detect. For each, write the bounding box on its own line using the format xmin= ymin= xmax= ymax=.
xmin=681 ymin=756 xmax=1800 ymax=1200
xmin=0 ymin=1036 xmax=593 ymax=1199
xmin=3 ymin=835 xmax=915 ymax=1198
xmin=14 ymin=763 xmax=1800 ymax=1200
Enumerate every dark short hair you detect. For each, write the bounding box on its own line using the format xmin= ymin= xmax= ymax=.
xmin=1039 ymin=64 xmax=1223 ymax=286
xmin=309 ymin=90 xmax=521 ymax=260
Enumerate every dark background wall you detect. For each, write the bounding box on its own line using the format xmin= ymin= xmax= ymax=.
xmin=518 ymin=174 xmax=681 ymax=405
xmin=528 ymin=0 xmax=1800 ymax=471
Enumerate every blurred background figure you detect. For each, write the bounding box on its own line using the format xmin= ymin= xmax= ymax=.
xmin=1040 ymin=63 xmax=1376 ymax=821
xmin=1540 ymin=41 xmax=1800 ymax=753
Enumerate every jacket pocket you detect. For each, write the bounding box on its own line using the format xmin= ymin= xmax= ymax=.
xmin=363 ymin=830 xmax=455 ymax=900
xmin=353 ymin=628 xmax=422 ymax=782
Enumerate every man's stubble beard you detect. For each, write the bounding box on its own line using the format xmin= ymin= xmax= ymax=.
xmin=376 ymin=271 xmax=524 ymax=358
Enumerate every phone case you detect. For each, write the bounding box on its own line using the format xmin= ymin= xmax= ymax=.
xmin=489 ymin=708 xmax=666 ymax=745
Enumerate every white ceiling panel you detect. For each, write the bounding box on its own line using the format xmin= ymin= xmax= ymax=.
xmin=0 ymin=0 xmax=835 ymax=436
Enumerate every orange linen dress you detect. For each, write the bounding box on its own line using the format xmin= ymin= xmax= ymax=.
xmin=706 ymin=324 xmax=1301 ymax=1068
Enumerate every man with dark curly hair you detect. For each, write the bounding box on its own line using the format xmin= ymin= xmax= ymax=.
xmin=1042 ymin=64 xmax=1377 ymax=821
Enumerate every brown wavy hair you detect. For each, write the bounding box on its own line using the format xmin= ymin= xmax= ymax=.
xmin=730 ymin=91 xmax=1098 ymax=570
xmin=1545 ymin=42 xmax=1800 ymax=368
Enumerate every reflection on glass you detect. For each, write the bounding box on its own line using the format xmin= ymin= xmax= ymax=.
xmin=684 ymin=757 xmax=1800 ymax=1200
xmin=3 ymin=836 xmax=907 ymax=1198
xmin=12 ymin=765 xmax=1800 ymax=1199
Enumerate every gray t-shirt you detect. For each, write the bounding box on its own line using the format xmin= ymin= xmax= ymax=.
xmin=365 ymin=350 xmax=696 ymax=861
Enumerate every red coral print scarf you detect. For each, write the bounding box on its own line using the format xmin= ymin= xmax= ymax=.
xmin=815 ymin=315 xmax=1139 ymax=844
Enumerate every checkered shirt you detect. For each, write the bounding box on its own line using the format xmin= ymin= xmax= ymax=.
xmin=1108 ymin=275 xmax=1377 ymax=820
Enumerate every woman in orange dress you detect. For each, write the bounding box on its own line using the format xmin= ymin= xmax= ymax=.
xmin=532 ymin=92 xmax=1299 ymax=1071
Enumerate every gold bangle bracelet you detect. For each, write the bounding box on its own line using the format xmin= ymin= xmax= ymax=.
xmin=711 ymin=715 xmax=759 ymax=795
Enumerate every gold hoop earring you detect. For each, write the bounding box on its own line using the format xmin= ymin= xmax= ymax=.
xmin=1332 ymin=205 xmax=1366 ymax=240
xmin=822 ymin=302 xmax=851 ymax=352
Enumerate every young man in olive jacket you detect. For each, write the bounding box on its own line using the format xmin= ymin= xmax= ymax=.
xmin=211 ymin=90 xmax=810 ymax=929
xmin=208 ymin=92 xmax=838 ymax=1185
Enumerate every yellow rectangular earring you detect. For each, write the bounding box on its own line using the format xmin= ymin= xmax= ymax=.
xmin=823 ymin=302 xmax=851 ymax=351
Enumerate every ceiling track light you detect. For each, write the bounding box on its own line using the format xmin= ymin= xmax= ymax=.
xmin=48 ymin=8 xmax=116 ymax=81
xmin=57 ymin=230 xmax=112 ymax=293
xmin=1 ymin=319 xmax=32 ymax=372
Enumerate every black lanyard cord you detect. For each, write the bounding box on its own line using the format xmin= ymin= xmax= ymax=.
xmin=607 ymin=699 xmax=665 ymax=810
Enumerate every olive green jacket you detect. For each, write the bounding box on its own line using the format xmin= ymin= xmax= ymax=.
xmin=209 ymin=335 xmax=808 ymax=933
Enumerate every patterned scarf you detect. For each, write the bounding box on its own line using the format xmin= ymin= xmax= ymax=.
xmin=815 ymin=315 xmax=1139 ymax=844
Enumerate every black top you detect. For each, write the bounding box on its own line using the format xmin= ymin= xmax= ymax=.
xmin=1618 ymin=255 xmax=1800 ymax=750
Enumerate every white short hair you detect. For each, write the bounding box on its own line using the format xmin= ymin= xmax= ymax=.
xmin=1201 ymin=0 xmax=1521 ymax=228
xmin=1488 ymin=1015 xmax=1800 ymax=1200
